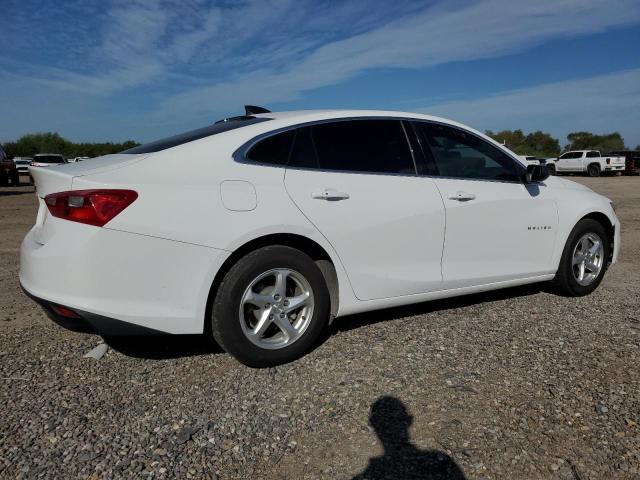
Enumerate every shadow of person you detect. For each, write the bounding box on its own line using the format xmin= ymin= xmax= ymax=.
xmin=353 ymin=396 xmax=466 ymax=480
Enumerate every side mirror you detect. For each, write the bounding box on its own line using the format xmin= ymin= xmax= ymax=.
xmin=525 ymin=164 xmax=549 ymax=183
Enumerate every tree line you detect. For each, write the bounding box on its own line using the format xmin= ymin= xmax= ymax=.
xmin=2 ymin=132 xmax=139 ymax=159
xmin=485 ymin=129 xmax=637 ymax=158
xmin=2 ymin=130 xmax=638 ymax=160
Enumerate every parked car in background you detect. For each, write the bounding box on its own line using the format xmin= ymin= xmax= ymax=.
xmin=68 ymin=156 xmax=90 ymax=163
xmin=1 ymin=145 xmax=20 ymax=186
xmin=546 ymin=150 xmax=625 ymax=177
xmin=21 ymin=108 xmax=620 ymax=367
xmin=606 ymin=150 xmax=640 ymax=176
xmin=30 ymin=154 xmax=67 ymax=167
xmin=13 ymin=157 xmax=33 ymax=175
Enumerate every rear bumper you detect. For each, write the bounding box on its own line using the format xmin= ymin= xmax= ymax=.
xmin=21 ymin=284 xmax=164 ymax=335
xmin=20 ymin=220 xmax=230 ymax=335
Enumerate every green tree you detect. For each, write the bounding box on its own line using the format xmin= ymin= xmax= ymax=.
xmin=565 ymin=132 xmax=625 ymax=152
xmin=2 ymin=132 xmax=139 ymax=158
xmin=486 ymin=129 xmax=560 ymax=157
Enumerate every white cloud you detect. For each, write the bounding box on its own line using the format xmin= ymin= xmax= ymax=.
xmin=2 ymin=0 xmax=640 ymax=142
xmin=423 ymin=69 xmax=640 ymax=147
xmin=153 ymin=0 xmax=640 ymax=120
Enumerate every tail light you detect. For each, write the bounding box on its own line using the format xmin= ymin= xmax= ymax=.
xmin=45 ymin=189 xmax=138 ymax=227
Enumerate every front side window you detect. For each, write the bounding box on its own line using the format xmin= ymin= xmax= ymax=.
xmin=310 ymin=120 xmax=415 ymax=174
xmin=416 ymin=123 xmax=520 ymax=181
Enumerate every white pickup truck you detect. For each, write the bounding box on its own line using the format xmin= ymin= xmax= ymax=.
xmin=546 ymin=150 xmax=625 ymax=177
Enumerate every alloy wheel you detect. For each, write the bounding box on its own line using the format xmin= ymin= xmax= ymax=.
xmin=572 ymin=233 xmax=604 ymax=286
xmin=239 ymin=268 xmax=314 ymax=349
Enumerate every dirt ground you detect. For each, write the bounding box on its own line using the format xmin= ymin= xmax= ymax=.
xmin=0 ymin=175 xmax=638 ymax=479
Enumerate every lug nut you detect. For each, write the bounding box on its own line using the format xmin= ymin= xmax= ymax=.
xmin=274 ymin=294 xmax=281 ymax=301
xmin=269 ymin=314 xmax=274 ymax=320
xmin=283 ymin=300 xmax=289 ymax=307
xmin=279 ymin=313 xmax=285 ymax=318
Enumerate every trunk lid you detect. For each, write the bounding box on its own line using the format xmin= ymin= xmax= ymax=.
xmin=30 ymin=153 xmax=149 ymax=245
xmin=31 ymin=153 xmax=149 ymax=198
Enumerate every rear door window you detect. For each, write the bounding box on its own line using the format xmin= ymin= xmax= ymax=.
xmin=310 ymin=120 xmax=415 ymax=174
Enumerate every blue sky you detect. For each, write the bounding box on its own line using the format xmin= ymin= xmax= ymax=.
xmin=1 ymin=0 xmax=639 ymax=147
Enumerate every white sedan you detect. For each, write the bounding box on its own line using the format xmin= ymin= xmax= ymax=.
xmin=20 ymin=108 xmax=620 ymax=366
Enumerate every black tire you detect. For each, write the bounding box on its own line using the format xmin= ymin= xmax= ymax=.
xmin=211 ymin=245 xmax=330 ymax=367
xmin=552 ymin=219 xmax=609 ymax=297
xmin=11 ymin=173 xmax=20 ymax=186
xmin=587 ymin=164 xmax=600 ymax=177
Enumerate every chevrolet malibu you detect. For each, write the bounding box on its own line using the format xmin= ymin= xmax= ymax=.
xmin=20 ymin=108 xmax=620 ymax=367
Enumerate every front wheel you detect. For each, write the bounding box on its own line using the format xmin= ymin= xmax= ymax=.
xmin=552 ymin=219 xmax=609 ymax=296
xmin=211 ymin=245 xmax=330 ymax=367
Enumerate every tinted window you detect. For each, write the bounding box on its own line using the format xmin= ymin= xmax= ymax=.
xmin=246 ymin=130 xmax=294 ymax=165
xmin=311 ymin=120 xmax=415 ymax=174
xmin=289 ymin=127 xmax=319 ymax=169
xmin=586 ymin=151 xmax=599 ymax=158
xmin=0 ymin=145 xmax=6 ymax=161
xmin=417 ymin=123 xmax=519 ymax=181
xmin=35 ymin=155 xmax=65 ymax=163
xmin=123 ymin=117 xmax=271 ymax=154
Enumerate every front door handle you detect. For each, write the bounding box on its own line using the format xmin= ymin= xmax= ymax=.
xmin=311 ymin=189 xmax=350 ymax=201
xmin=447 ymin=191 xmax=476 ymax=201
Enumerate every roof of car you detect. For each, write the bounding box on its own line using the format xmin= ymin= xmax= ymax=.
xmin=254 ymin=109 xmax=448 ymax=123
xmin=34 ymin=153 xmax=64 ymax=157
xmin=247 ymin=109 xmax=482 ymax=137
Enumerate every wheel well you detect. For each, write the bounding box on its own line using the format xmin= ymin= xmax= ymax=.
xmin=580 ymin=212 xmax=614 ymax=261
xmin=204 ymin=234 xmax=339 ymax=332
xmin=588 ymin=163 xmax=601 ymax=170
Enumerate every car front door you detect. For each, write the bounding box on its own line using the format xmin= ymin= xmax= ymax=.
xmin=555 ymin=152 xmax=573 ymax=172
xmin=282 ymin=119 xmax=445 ymax=301
xmin=412 ymin=121 xmax=559 ymax=289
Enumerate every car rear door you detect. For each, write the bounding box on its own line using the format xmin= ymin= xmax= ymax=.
xmin=282 ymin=119 xmax=445 ymax=301
xmin=411 ymin=121 xmax=559 ymax=289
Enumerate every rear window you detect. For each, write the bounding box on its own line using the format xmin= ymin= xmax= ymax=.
xmin=35 ymin=155 xmax=65 ymax=163
xmin=122 ymin=117 xmax=272 ymax=154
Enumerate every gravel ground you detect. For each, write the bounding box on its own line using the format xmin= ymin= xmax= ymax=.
xmin=1 ymin=176 xmax=639 ymax=479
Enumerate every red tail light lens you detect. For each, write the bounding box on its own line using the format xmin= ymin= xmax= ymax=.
xmin=45 ymin=189 xmax=138 ymax=227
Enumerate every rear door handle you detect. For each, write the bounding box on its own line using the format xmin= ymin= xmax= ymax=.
xmin=311 ymin=189 xmax=350 ymax=201
xmin=447 ymin=191 xmax=476 ymax=201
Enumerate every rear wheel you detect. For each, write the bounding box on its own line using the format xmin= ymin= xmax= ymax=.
xmin=552 ymin=219 xmax=609 ymax=296
xmin=587 ymin=164 xmax=601 ymax=177
xmin=211 ymin=245 xmax=330 ymax=367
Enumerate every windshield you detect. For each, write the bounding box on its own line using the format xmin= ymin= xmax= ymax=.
xmin=122 ymin=117 xmax=271 ymax=154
